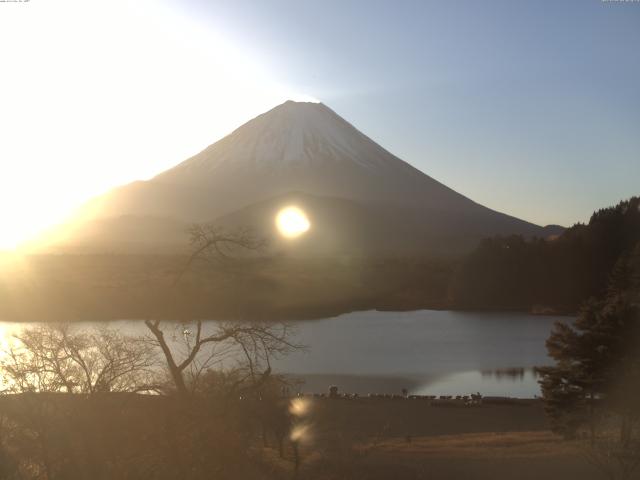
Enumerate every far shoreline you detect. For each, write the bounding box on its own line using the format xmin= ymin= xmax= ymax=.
xmin=0 ymin=305 xmax=576 ymax=324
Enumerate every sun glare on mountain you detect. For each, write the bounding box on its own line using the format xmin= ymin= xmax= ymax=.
xmin=276 ymin=206 xmax=310 ymax=238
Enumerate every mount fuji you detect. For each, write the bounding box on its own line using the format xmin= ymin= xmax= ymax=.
xmin=50 ymin=101 xmax=561 ymax=255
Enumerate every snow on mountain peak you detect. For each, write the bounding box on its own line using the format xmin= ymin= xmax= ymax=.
xmin=157 ymin=100 xmax=400 ymax=182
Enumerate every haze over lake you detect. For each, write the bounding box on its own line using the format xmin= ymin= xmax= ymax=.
xmin=0 ymin=310 xmax=566 ymax=398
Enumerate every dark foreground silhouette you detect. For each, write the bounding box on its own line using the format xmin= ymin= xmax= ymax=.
xmin=0 ymin=393 xmax=603 ymax=480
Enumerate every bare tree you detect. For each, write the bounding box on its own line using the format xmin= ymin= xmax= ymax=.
xmin=145 ymin=320 xmax=299 ymax=396
xmin=176 ymin=224 xmax=266 ymax=284
xmin=1 ymin=324 xmax=159 ymax=394
xmin=144 ymin=224 xmax=301 ymax=396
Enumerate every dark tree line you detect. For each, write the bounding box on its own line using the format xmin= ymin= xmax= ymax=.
xmin=450 ymin=197 xmax=640 ymax=313
xmin=537 ymin=242 xmax=640 ymax=479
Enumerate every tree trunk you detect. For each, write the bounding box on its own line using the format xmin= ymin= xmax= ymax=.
xmin=167 ymin=362 xmax=188 ymax=396
xmin=145 ymin=320 xmax=188 ymax=396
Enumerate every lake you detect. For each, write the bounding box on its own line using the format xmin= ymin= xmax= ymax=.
xmin=270 ymin=310 xmax=567 ymax=398
xmin=0 ymin=310 xmax=569 ymax=398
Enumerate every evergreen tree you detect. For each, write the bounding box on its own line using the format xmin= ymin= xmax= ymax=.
xmin=538 ymin=243 xmax=640 ymax=442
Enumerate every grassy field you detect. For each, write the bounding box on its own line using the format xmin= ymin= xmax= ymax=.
xmin=262 ymin=398 xmax=602 ymax=480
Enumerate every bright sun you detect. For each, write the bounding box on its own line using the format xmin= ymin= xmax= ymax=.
xmin=0 ymin=0 xmax=316 ymax=251
xmin=276 ymin=207 xmax=311 ymax=238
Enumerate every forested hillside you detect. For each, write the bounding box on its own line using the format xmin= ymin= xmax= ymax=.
xmin=450 ymin=197 xmax=640 ymax=313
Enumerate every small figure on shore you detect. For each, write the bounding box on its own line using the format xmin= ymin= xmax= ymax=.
xmin=329 ymin=385 xmax=339 ymax=399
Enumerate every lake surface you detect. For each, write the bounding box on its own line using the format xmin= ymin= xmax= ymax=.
xmin=0 ymin=310 xmax=569 ymax=398
xmin=270 ymin=310 xmax=567 ymax=398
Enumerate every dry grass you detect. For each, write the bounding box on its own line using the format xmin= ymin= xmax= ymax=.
xmin=259 ymin=430 xmax=595 ymax=480
xmin=368 ymin=431 xmax=581 ymax=460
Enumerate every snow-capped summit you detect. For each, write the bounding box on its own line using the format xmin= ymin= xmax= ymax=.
xmin=142 ymin=100 xmax=474 ymax=219
xmin=156 ymin=101 xmax=402 ymax=179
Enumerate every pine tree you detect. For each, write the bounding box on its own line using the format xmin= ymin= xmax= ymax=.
xmin=537 ymin=243 xmax=640 ymax=441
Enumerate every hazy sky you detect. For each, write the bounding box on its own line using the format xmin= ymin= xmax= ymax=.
xmin=1 ymin=0 xmax=638 ymax=247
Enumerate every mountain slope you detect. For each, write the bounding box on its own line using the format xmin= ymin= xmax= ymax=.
xmin=46 ymin=100 xmax=560 ymax=255
xmin=214 ymin=192 xmax=556 ymax=257
xmin=153 ymin=100 xmax=474 ymax=213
